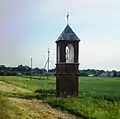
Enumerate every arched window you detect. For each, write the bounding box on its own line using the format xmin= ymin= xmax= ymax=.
xmin=58 ymin=44 xmax=60 ymax=63
xmin=65 ymin=44 xmax=74 ymax=63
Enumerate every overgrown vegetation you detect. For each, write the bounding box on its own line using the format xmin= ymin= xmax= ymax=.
xmin=47 ymin=97 xmax=120 ymax=119
xmin=1 ymin=76 xmax=120 ymax=119
xmin=0 ymin=92 xmax=23 ymax=119
xmin=0 ymin=93 xmax=9 ymax=119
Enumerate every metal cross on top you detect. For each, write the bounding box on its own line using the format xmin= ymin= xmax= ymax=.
xmin=67 ymin=12 xmax=69 ymax=25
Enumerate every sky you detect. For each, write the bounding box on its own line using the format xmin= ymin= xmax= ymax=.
xmin=0 ymin=0 xmax=120 ymax=70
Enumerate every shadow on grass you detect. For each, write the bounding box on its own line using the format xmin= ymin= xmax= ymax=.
xmin=34 ymin=89 xmax=56 ymax=99
xmin=19 ymin=75 xmax=53 ymax=80
xmin=19 ymin=76 xmax=40 ymax=80
xmin=5 ymin=89 xmax=56 ymax=100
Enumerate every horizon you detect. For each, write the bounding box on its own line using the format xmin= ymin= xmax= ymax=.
xmin=0 ymin=64 xmax=120 ymax=72
xmin=0 ymin=0 xmax=120 ymax=70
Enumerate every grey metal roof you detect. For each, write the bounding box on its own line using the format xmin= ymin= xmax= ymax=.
xmin=56 ymin=25 xmax=80 ymax=41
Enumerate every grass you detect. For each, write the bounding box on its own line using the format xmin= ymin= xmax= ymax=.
xmin=46 ymin=97 xmax=120 ymax=119
xmin=1 ymin=76 xmax=120 ymax=119
xmin=0 ymin=76 xmax=55 ymax=91
xmin=0 ymin=93 xmax=9 ymax=119
xmin=2 ymin=76 xmax=120 ymax=101
xmin=79 ymin=77 xmax=120 ymax=101
xmin=0 ymin=92 xmax=24 ymax=119
xmin=0 ymin=79 xmax=77 ymax=119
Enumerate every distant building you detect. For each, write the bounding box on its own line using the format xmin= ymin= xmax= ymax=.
xmin=99 ymin=71 xmax=115 ymax=77
xmin=43 ymin=71 xmax=55 ymax=76
xmin=117 ymin=72 xmax=120 ymax=77
xmin=99 ymin=72 xmax=109 ymax=77
xmin=88 ymin=74 xmax=94 ymax=77
xmin=109 ymin=72 xmax=114 ymax=77
xmin=17 ymin=72 xmax=22 ymax=76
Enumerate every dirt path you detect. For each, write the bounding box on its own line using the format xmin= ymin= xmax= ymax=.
xmin=10 ymin=98 xmax=79 ymax=119
xmin=0 ymin=80 xmax=81 ymax=119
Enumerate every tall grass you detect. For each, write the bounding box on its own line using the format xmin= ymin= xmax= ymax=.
xmin=0 ymin=93 xmax=9 ymax=119
xmin=46 ymin=97 xmax=120 ymax=119
xmin=1 ymin=76 xmax=120 ymax=119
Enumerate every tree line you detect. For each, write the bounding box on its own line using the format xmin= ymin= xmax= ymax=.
xmin=0 ymin=65 xmax=119 ymax=77
xmin=0 ymin=65 xmax=47 ymax=76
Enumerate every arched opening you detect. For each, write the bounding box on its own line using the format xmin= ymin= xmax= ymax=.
xmin=57 ymin=44 xmax=60 ymax=63
xmin=65 ymin=44 xmax=74 ymax=63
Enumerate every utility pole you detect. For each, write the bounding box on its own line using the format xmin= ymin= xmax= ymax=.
xmin=47 ymin=48 xmax=50 ymax=80
xmin=31 ymin=58 xmax=32 ymax=79
xmin=39 ymin=48 xmax=50 ymax=80
xmin=1 ymin=66 xmax=3 ymax=73
xmin=1 ymin=65 xmax=4 ymax=79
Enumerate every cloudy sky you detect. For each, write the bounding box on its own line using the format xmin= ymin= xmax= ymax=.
xmin=0 ymin=0 xmax=120 ymax=70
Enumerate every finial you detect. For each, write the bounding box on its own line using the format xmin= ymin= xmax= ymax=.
xmin=67 ymin=12 xmax=69 ymax=25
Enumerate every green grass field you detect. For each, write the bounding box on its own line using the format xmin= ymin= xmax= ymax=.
xmin=0 ymin=76 xmax=120 ymax=119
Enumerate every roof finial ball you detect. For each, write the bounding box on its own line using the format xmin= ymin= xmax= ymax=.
xmin=67 ymin=12 xmax=69 ymax=25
